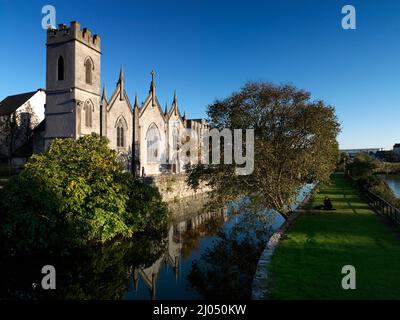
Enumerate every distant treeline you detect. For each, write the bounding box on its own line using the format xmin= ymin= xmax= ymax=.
xmin=374 ymin=162 xmax=400 ymax=174
xmin=346 ymin=153 xmax=400 ymax=209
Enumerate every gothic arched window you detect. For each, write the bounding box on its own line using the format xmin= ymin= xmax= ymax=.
xmin=117 ymin=127 xmax=125 ymax=147
xmin=172 ymin=126 xmax=179 ymax=162
xmin=146 ymin=123 xmax=160 ymax=163
xmin=172 ymin=127 xmax=179 ymax=151
xmin=57 ymin=56 xmax=64 ymax=81
xmin=85 ymin=100 xmax=93 ymax=128
xmin=116 ymin=117 xmax=127 ymax=148
xmin=85 ymin=57 xmax=93 ymax=84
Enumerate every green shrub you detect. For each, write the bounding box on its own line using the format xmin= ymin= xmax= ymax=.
xmin=124 ymin=178 xmax=169 ymax=235
xmin=368 ymin=177 xmax=400 ymax=208
xmin=347 ymin=153 xmax=378 ymax=179
xmin=0 ymin=134 xmax=168 ymax=253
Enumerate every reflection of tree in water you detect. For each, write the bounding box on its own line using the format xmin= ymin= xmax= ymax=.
xmin=187 ymin=210 xmax=278 ymax=300
xmin=125 ymin=209 xmax=229 ymax=299
xmin=1 ymin=202 xmax=280 ymax=300
xmin=0 ymin=232 xmax=167 ymax=300
xmin=180 ymin=212 xmax=226 ymax=257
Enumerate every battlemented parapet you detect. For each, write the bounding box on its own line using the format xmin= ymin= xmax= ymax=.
xmin=46 ymin=21 xmax=100 ymax=51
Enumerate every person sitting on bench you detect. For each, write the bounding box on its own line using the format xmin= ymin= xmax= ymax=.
xmin=323 ymin=197 xmax=333 ymax=210
xmin=314 ymin=197 xmax=335 ymax=210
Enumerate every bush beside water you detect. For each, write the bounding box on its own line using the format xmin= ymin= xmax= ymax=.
xmin=0 ymin=134 xmax=169 ymax=253
xmin=347 ymin=153 xmax=400 ymax=208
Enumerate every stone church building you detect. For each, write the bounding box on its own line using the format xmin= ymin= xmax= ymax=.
xmin=0 ymin=21 xmax=207 ymax=176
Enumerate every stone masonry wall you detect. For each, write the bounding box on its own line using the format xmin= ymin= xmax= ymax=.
xmin=145 ymin=174 xmax=211 ymax=203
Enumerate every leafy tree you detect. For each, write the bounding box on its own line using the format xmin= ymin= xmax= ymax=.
xmin=187 ymin=82 xmax=340 ymax=219
xmin=347 ymin=153 xmax=378 ymax=179
xmin=0 ymin=134 xmax=169 ymax=252
xmin=124 ymin=178 xmax=169 ymax=235
xmin=0 ymin=102 xmax=39 ymax=172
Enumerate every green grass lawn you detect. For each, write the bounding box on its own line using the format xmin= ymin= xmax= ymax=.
xmin=0 ymin=176 xmax=10 ymax=188
xmin=267 ymin=173 xmax=400 ymax=299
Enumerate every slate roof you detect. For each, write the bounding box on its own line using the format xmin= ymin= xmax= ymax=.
xmin=0 ymin=91 xmax=38 ymax=116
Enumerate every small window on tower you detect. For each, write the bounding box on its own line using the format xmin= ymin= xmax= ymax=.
xmin=57 ymin=56 xmax=64 ymax=81
xmin=85 ymin=100 xmax=93 ymax=128
xmin=85 ymin=58 xmax=92 ymax=84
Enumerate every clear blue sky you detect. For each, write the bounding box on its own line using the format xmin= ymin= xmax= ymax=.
xmin=0 ymin=0 xmax=399 ymax=149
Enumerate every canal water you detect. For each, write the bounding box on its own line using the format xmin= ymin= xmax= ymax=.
xmin=0 ymin=184 xmax=314 ymax=300
xmin=379 ymin=174 xmax=400 ymax=198
xmin=126 ymin=182 xmax=314 ymax=300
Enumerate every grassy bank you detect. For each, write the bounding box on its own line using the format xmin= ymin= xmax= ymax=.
xmin=267 ymin=173 xmax=400 ymax=299
xmin=0 ymin=177 xmax=9 ymax=188
xmin=375 ymin=161 xmax=400 ymax=174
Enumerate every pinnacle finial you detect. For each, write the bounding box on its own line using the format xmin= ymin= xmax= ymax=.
xmin=101 ymin=84 xmax=107 ymax=101
xmin=164 ymin=102 xmax=168 ymax=115
xmin=134 ymin=92 xmax=139 ymax=108
xmin=119 ymin=65 xmax=124 ymax=82
xmin=119 ymin=65 xmax=125 ymax=101
xmin=149 ymin=68 xmax=156 ymax=106
xmin=149 ymin=68 xmax=156 ymax=94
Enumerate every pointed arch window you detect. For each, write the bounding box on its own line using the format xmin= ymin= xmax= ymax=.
xmin=57 ymin=56 xmax=64 ymax=81
xmin=84 ymin=100 xmax=93 ymax=128
xmin=117 ymin=127 xmax=125 ymax=147
xmin=116 ymin=117 xmax=127 ymax=148
xmin=172 ymin=126 xmax=179 ymax=161
xmin=147 ymin=123 xmax=161 ymax=163
xmin=172 ymin=127 xmax=179 ymax=151
xmin=85 ymin=57 xmax=93 ymax=84
xmin=171 ymin=126 xmax=180 ymax=172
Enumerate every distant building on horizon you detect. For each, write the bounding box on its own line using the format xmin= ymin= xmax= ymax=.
xmin=393 ymin=144 xmax=400 ymax=158
xmin=340 ymin=148 xmax=383 ymax=159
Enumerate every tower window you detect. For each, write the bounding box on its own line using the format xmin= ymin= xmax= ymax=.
xmin=57 ymin=56 xmax=64 ymax=81
xmin=85 ymin=100 xmax=93 ymax=128
xmin=85 ymin=57 xmax=93 ymax=84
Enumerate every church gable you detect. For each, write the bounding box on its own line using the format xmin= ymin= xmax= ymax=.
xmin=138 ymin=93 xmax=168 ymax=175
xmin=107 ymin=88 xmax=133 ymax=115
xmin=105 ymin=73 xmax=133 ymax=152
xmin=139 ymin=94 xmax=166 ymax=122
xmin=165 ymin=91 xmax=186 ymax=173
xmin=139 ymin=70 xmax=166 ymax=122
xmin=139 ymin=92 xmax=167 ymax=140
xmin=168 ymin=91 xmax=185 ymax=128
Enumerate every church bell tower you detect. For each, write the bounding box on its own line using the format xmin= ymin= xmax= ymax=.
xmin=44 ymin=21 xmax=101 ymax=148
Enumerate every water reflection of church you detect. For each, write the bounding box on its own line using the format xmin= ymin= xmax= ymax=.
xmin=130 ymin=208 xmax=228 ymax=299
